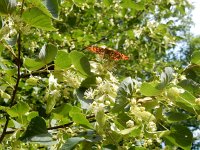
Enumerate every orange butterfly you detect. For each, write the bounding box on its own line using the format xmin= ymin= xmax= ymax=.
xmin=86 ymin=46 xmax=129 ymax=61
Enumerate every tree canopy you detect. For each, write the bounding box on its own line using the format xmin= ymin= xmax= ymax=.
xmin=0 ymin=0 xmax=200 ymax=149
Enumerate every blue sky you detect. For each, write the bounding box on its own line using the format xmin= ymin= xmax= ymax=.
xmin=191 ymin=0 xmax=200 ymax=35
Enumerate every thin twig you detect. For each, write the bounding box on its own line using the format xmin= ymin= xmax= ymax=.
xmin=4 ymin=112 xmax=108 ymax=135
xmin=0 ymin=34 xmax=22 ymax=143
xmin=0 ymin=0 xmax=25 ymax=143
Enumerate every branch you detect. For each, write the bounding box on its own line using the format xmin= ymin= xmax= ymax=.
xmin=0 ymin=0 xmax=25 ymax=142
xmin=0 ymin=34 xmax=22 ymax=143
xmin=4 ymin=112 xmax=108 ymax=135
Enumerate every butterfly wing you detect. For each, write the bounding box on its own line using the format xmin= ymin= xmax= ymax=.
xmin=86 ymin=46 xmax=129 ymax=60
xmin=104 ymin=48 xmax=129 ymax=60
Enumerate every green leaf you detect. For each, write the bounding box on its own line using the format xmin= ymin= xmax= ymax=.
xmin=112 ymin=77 xmax=134 ymax=113
xmin=19 ymin=116 xmax=53 ymax=144
xmin=52 ymin=104 xmax=72 ymax=117
xmin=22 ymin=7 xmax=56 ymax=31
xmin=166 ymin=111 xmax=189 ymax=122
xmin=140 ymin=82 xmax=163 ymax=96
xmin=52 ymin=104 xmax=72 ymax=124
xmin=61 ymin=137 xmax=85 ymax=150
xmin=7 ymin=101 xmax=30 ymax=117
xmin=104 ymin=130 xmax=122 ymax=145
xmin=119 ymin=126 xmax=141 ymax=137
xmin=43 ymin=0 xmax=59 ymax=18
xmin=39 ymin=43 xmax=58 ymax=64
xmin=191 ymin=51 xmax=200 ymax=65
xmin=178 ymin=79 xmax=200 ymax=96
xmin=69 ymin=51 xmax=92 ymax=77
xmin=46 ymin=96 xmax=57 ymax=114
xmin=55 ymin=50 xmax=71 ymax=69
xmin=95 ymin=108 xmax=105 ymax=130
xmin=26 ymin=0 xmax=53 ymax=17
xmin=184 ymin=65 xmax=200 ymax=83
xmin=69 ymin=106 xmax=93 ymax=129
xmin=0 ymin=90 xmax=11 ymax=99
xmin=46 ymin=90 xmax=60 ymax=114
xmin=103 ymin=0 xmax=112 ymax=7
xmin=120 ymin=0 xmax=144 ymax=10
xmin=0 ymin=0 xmax=16 ymax=15
xmin=26 ymin=77 xmax=39 ymax=86
xmin=80 ymin=76 xmax=96 ymax=88
xmin=24 ymin=58 xmax=45 ymax=71
xmin=164 ymin=125 xmax=193 ymax=150
xmin=27 ymin=112 xmax=39 ymax=121
xmin=120 ymin=0 xmax=135 ymax=9
xmin=112 ymin=103 xmax=126 ymax=112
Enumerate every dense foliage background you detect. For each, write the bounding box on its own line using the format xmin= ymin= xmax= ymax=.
xmin=0 ymin=0 xmax=200 ymax=149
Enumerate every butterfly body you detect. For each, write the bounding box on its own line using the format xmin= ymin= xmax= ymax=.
xmin=86 ymin=46 xmax=129 ymax=61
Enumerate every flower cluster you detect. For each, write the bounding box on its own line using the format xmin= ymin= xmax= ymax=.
xmin=84 ymin=62 xmax=119 ymax=112
xmin=62 ymin=69 xmax=84 ymax=89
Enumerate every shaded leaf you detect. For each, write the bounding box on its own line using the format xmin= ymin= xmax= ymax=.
xmin=75 ymin=88 xmax=93 ymax=110
xmin=112 ymin=77 xmax=134 ymax=113
xmin=178 ymin=79 xmax=200 ymax=96
xmin=183 ymin=65 xmax=200 ymax=83
xmin=43 ymin=0 xmax=59 ymax=18
xmin=164 ymin=125 xmax=193 ymax=150
xmin=52 ymin=103 xmax=72 ymax=120
xmin=115 ymin=112 xmax=131 ymax=128
xmin=80 ymin=76 xmax=96 ymax=88
xmin=39 ymin=43 xmax=58 ymax=64
xmin=61 ymin=137 xmax=85 ymax=150
xmin=19 ymin=116 xmax=53 ymax=145
xmin=166 ymin=111 xmax=190 ymax=122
